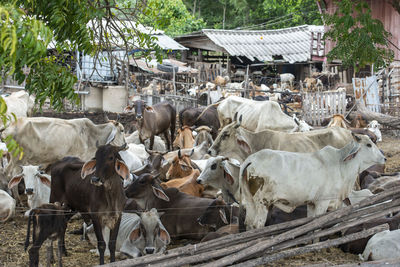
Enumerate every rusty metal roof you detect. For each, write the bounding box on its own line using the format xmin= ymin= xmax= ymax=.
xmin=176 ymin=25 xmax=324 ymax=63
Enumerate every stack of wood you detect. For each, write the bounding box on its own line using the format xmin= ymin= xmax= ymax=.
xmin=104 ymin=186 xmax=400 ymax=267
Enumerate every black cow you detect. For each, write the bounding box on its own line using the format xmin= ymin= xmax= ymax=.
xmin=179 ymin=106 xmax=220 ymax=139
xmin=50 ymin=144 xmax=129 ymax=265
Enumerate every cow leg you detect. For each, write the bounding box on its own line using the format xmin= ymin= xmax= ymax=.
xmin=108 ymin=216 xmax=121 ymax=263
xmin=59 ymin=222 xmax=68 ymax=257
xmin=57 ymin=237 xmax=63 ymax=267
xmin=92 ymin=219 xmax=106 ymax=265
xmin=46 ymin=240 xmax=54 ymax=267
xmin=29 ymin=234 xmax=47 ymax=267
xmin=149 ymin=135 xmax=155 ymax=150
xmin=163 ymin=131 xmax=170 ymax=151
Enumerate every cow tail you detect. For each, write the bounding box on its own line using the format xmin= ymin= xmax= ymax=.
xmin=24 ymin=210 xmax=34 ymax=251
xmin=238 ymin=162 xmax=252 ymax=232
xmin=170 ymin=106 xmax=176 ymax=148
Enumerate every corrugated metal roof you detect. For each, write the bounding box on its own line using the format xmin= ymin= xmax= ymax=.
xmin=153 ymin=34 xmax=187 ymax=50
xmin=180 ymin=25 xmax=324 ymax=63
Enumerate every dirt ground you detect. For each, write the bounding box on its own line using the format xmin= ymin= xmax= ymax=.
xmin=0 ymin=132 xmax=399 ymax=267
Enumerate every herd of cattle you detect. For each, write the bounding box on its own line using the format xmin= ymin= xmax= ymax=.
xmin=1 ymin=90 xmax=400 ymax=266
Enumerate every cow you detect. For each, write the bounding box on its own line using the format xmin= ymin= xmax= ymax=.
xmin=130 ymin=100 xmax=176 ymax=150
xmin=173 ymin=126 xmax=195 ymax=149
xmin=290 ymin=114 xmax=313 ymax=132
xmin=24 ymin=202 xmax=72 ymax=267
xmin=200 ymin=217 xmax=239 ymax=242
xmin=0 ymin=189 xmax=15 ymax=222
xmin=340 ymin=213 xmax=400 ymax=255
xmin=279 ymin=73 xmax=295 ymax=89
xmin=165 ymin=151 xmax=196 ymax=180
xmin=350 ymin=114 xmax=367 ymax=128
xmin=1 ymin=90 xmax=35 ymax=122
xmin=214 ymin=76 xmax=230 ymax=87
xmin=179 ymin=106 xmax=220 ymax=139
xmin=367 ymin=120 xmax=382 ymax=142
xmin=50 ymin=144 xmax=130 ymax=265
xmin=194 ymin=126 xmax=214 ymax=148
xmin=7 ymin=165 xmax=51 ymax=216
xmin=196 ymin=156 xmax=241 ymax=203
xmin=361 ymin=229 xmax=400 ymax=261
xmin=217 ymin=96 xmax=296 ymax=131
xmin=239 ymin=134 xmax=385 ymax=229
xmin=327 ymin=114 xmax=349 ymax=128
xmin=86 ymin=209 xmax=170 ymax=258
xmin=2 ymin=117 xmax=126 ymax=178
xmin=125 ymin=131 xmax=166 ymax=153
xmin=118 ymin=149 xmax=143 ymax=172
xmin=161 ymin=169 xmax=203 ymax=197
xmin=209 ymin=117 xmax=353 ymax=162
xmin=365 ymin=175 xmax=400 ymax=194
xmin=124 ymin=173 xmax=220 ymax=240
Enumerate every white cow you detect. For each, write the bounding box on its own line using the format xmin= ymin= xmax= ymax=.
xmin=0 ymin=189 xmax=15 ymax=222
xmin=2 ymin=117 xmax=126 ymax=178
xmin=7 ymin=165 xmax=51 ymax=216
xmin=1 ymin=90 xmax=35 ymax=119
xmin=367 ymin=120 xmax=382 ymax=142
xmin=119 ymin=150 xmax=143 ymax=172
xmin=196 ymin=156 xmax=241 ymax=203
xmin=125 ymin=143 xmax=149 ymax=164
xmin=240 ymin=134 xmax=385 ymax=229
xmin=361 ymin=230 xmax=400 ymax=261
xmin=126 ymin=131 xmax=166 ymax=152
xmin=290 ymin=114 xmax=313 ymax=132
xmin=217 ymin=96 xmax=296 ymax=131
xmin=280 ymin=73 xmax=295 ymax=89
xmin=87 ymin=209 xmax=170 ymax=257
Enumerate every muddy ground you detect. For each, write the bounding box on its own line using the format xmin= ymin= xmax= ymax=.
xmin=0 ymin=129 xmax=399 ymax=266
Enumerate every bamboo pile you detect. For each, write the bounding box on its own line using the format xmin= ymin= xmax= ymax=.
xmin=102 ymin=186 xmax=400 ymax=267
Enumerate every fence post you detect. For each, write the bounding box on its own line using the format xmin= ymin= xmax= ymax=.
xmin=244 ymin=65 xmax=249 ymax=98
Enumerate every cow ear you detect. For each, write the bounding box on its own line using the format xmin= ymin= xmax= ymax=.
xmin=8 ymin=174 xmax=23 ymax=189
xmin=129 ymin=224 xmax=141 ymax=242
xmin=351 ymin=132 xmax=361 ymax=142
xmin=236 ymin=136 xmax=251 ymax=155
xmin=38 ymin=174 xmax=51 ymax=188
xmin=152 ymin=186 xmax=170 ymax=202
xmin=221 ymin=160 xmax=235 ymax=185
xmin=219 ymin=209 xmax=228 ymax=224
xmin=145 ymin=106 xmax=155 ymax=113
xmin=343 ymin=142 xmax=360 ymax=162
xmin=115 ymin=159 xmax=130 ymax=180
xmin=159 ymin=226 xmax=171 ymax=245
xmin=81 ymin=160 xmax=96 ymax=179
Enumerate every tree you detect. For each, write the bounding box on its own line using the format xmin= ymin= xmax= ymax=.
xmin=137 ymin=0 xmax=205 ymax=37
xmin=324 ymin=0 xmax=394 ymax=72
xmin=0 ymin=0 xmax=163 ymax=157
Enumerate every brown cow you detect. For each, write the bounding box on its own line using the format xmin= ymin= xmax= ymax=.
xmin=328 ymin=114 xmax=377 ymax=143
xmin=366 ymin=175 xmax=400 ymax=194
xmin=165 ymin=151 xmax=194 ymax=180
xmin=131 ymin=100 xmax=176 ymax=150
xmin=351 ymin=114 xmax=367 ymax=128
xmin=161 ymin=169 xmax=204 ymax=197
xmin=50 ymin=144 xmax=129 ymax=265
xmin=124 ymin=173 xmax=219 ymax=240
xmin=179 ymin=106 xmax=220 ymax=139
xmin=173 ymin=126 xmax=195 ymax=149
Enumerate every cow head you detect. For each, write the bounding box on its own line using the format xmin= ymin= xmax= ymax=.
xmin=342 ymin=133 xmax=385 ymax=170
xmin=197 ymin=156 xmax=240 ymax=188
xmin=173 ymin=126 xmax=195 ymax=149
xmin=209 ymin=115 xmax=250 ymax=159
xmin=166 ymin=152 xmax=193 ymax=180
xmin=81 ymin=144 xmax=129 ymax=189
xmin=132 ymin=100 xmax=154 ymax=123
xmin=8 ymin=165 xmax=51 ymax=197
xmin=124 ymin=173 xmax=169 ymax=207
xmin=120 ymin=209 xmax=170 ymax=258
xmin=197 ymin=198 xmax=230 ymax=230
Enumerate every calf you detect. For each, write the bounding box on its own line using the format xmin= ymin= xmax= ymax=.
xmin=173 ymin=126 xmax=195 ymax=149
xmin=165 ymin=151 xmax=195 ymax=180
xmin=87 ymin=209 xmax=170 ymax=257
xmin=327 ymin=114 xmax=349 ymax=128
xmin=25 ymin=202 xmax=72 ymax=267
xmin=161 ymin=169 xmax=204 ymax=197
xmin=350 ymin=114 xmax=367 ymax=128
xmin=0 ymin=189 xmax=15 ymax=222
xmin=50 ymin=144 xmax=129 ymax=265
xmin=8 ymin=165 xmax=51 ymax=216
xmin=197 ymin=198 xmax=237 ymax=230
xmin=125 ymin=173 xmax=218 ymax=240
xmin=367 ymin=120 xmax=382 ymax=142
xmin=361 ymin=229 xmax=400 ymax=261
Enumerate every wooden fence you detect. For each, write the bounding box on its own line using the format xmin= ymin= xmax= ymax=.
xmin=138 ymin=94 xmax=199 ymax=113
xmin=302 ymin=91 xmax=347 ymax=126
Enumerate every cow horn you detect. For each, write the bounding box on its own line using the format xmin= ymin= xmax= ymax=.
xmin=233 ymin=112 xmax=238 ymax=122
xmin=178 ymin=149 xmax=182 ymax=159
xmin=117 ymin=143 xmax=128 ymax=151
xmin=189 ymin=148 xmax=194 ymax=157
